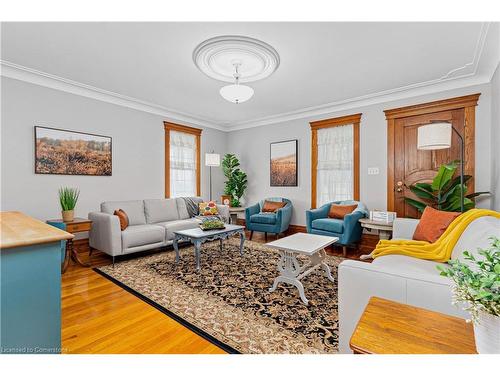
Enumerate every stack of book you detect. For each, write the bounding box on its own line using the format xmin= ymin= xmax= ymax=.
xmin=369 ymin=210 xmax=397 ymax=223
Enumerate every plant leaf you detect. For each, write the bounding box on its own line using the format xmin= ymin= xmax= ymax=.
xmin=409 ymin=184 xmax=436 ymax=200
xmin=404 ymin=197 xmax=428 ymax=213
xmin=431 ymin=162 xmax=457 ymax=191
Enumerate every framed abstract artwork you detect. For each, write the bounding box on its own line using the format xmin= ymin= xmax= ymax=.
xmin=270 ymin=139 xmax=298 ymax=187
xmin=35 ymin=126 xmax=112 ymax=176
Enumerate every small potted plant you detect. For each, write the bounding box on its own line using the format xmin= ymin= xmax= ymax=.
xmin=59 ymin=187 xmax=80 ymax=222
xmin=438 ymin=237 xmax=500 ymax=353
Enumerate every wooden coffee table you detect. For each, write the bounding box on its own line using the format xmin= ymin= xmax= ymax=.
xmin=265 ymin=233 xmax=338 ymax=305
xmin=173 ymin=224 xmax=245 ymax=271
xmin=350 ymin=297 xmax=477 ymax=354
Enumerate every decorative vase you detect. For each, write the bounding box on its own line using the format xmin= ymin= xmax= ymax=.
xmin=473 ymin=310 xmax=500 ymax=354
xmin=61 ymin=210 xmax=74 ymax=222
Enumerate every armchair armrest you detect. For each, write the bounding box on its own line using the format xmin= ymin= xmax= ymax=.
xmin=276 ymin=203 xmax=293 ymax=232
xmin=393 ymin=218 xmax=420 ymax=239
xmin=88 ymin=212 xmax=122 ymax=256
xmin=245 ymin=203 xmax=260 ymax=222
xmin=342 ymin=210 xmax=365 ymax=244
xmin=216 ymin=204 xmax=230 ymax=223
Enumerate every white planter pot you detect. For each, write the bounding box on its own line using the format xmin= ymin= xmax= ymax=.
xmin=473 ymin=311 xmax=500 ymax=354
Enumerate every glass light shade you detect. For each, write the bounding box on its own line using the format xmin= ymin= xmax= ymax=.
xmin=417 ymin=122 xmax=452 ymax=150
xmin=219 ymin=84 xmax=254 ymax=104
xmin=205 ymin=153 xmax=220 ymax=167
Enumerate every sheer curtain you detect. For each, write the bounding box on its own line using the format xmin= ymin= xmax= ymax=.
xmin=316 ymin=124 xmax=354 ymax=206
xmin=170 ymin=130 xmax=197 ymax=198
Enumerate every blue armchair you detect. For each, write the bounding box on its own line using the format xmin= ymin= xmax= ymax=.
xmin=306 ymin=200 xmax=368 ymax=256
xmin=245 ymin=198 xmax=293 ymax=240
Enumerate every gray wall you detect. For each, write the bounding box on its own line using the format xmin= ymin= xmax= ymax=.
xmin=227 ymin=84 xmax=493 ymax=226
xmin=492 ymin=64 xmax=500 ymax=211
xmin=1 ymin=77 xmax=227 ymax=221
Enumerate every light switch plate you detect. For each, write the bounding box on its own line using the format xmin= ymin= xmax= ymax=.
xmin=368 ymin=167 xmax=380 ymax=175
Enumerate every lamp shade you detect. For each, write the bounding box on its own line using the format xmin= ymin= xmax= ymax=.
xmin=205 ymin=153 xmax=220 ymax=167
xmin=220 ymin=84 xmax=254 ymax=104
xmin=417 ymin=122 xmax=452 ymax=150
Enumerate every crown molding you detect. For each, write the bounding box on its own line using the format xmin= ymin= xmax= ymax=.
xmin=1 ymin=22 xmax=496 ymax=133
xmin=0 ymin=60 xmax=226 ymax=131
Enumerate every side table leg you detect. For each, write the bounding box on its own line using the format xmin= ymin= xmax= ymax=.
xmin=61 ymin=241 xmax=71 ymax=274
xmin=239 ymin=230 xmax=245 ymax=255
xmin=70 ymin=239 xmax=91 ymax=267
xmin=319 ymin=249 xmax=335 ymax=283
xmin=173 ymin=236 xmax=180 ymax=263
xmin=219 ymin=238 xmax=223 ymax=251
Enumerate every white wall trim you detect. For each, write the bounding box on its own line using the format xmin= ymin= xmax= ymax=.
xmin=1 ymin=21 xmax=496 ymax=133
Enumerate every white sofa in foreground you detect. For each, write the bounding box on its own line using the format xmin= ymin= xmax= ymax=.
xmin=338 ymin=215 xmax=500 ymax=354
xmin=89 ymin=197 xmax=229 ymax=263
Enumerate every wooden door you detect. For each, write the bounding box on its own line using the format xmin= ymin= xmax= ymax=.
xmin=394 ymin=110 xmax=464 ymax=218
xmin=386 ymin=94 xmax=479 ymax=219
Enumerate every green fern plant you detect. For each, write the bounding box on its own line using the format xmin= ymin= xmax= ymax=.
xmin=405 ymin=161 xmax=489 ymax=213
xmin=58 ymin=187 xmax=80 ymax=211
xmin=221 ymin=154 xmax=247 ymax=207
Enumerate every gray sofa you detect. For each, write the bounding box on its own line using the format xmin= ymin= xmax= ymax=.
xmin=88 ymin=197 xmax=229 ymax=263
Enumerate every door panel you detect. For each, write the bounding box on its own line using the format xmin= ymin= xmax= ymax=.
xmin=394 ymin=109 xmax=465 ymax=218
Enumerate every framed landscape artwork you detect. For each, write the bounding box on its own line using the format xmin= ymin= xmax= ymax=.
xmin=35 ymin=126 xmax=112 ymax=176
xmin=270 ymin=139 xmax=298 ymax=187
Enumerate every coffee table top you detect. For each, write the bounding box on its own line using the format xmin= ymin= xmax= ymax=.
xmin=265 ymin=233 xmax=338 ymax=255
xmin=174 ymin=224 xmax=245 ymax=239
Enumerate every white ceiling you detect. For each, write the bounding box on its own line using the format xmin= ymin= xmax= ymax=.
xmin=1 ymin=22 xmax=499 ymax=131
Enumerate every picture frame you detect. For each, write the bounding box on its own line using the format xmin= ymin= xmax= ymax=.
xmin=34 ymin=126 xmax=112 ymax=176
xmin=220 ymin=195 xmax=232 ymax=206
xmin=270 ymin=139 xmax=298 ymax=187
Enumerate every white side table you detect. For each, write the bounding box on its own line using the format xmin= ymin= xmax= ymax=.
xmin=358 ymin=218 xmax=393 ymax=240
xmin=228 ymin=206 xmax=245 ymax=224
xmin=265 ymin=233 xmax=338 ymax=305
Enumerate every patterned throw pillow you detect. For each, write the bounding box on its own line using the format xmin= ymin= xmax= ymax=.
xmin=199 ymin=201 xmax=219 ymax=216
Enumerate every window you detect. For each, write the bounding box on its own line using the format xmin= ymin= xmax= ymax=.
xmin=310 ymin=114 xmax=361 ymax=208
xmin=164 ymin=122 xmax=201 ymax=198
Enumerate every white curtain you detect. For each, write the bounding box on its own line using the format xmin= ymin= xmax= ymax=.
xmin=317 ymin=124 xmax=354 ymax=206
xmin=170 ymin=130 xmax=197 ymax=198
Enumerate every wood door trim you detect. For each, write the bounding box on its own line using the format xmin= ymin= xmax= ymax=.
xmin=385 ymin=94 xmax=479 ymax=212
xmin=164 ymin=121 xmax=202 ymax=198
xmin=310 ymin=113 xmax=362 ymax=209
xmin=384 ymin=94 xmax=480 ymax=119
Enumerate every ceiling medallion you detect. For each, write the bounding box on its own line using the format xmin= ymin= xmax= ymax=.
xmin=193 ymin=35 xmax=280 ymax=104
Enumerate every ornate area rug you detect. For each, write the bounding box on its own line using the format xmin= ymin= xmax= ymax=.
xmin=95 ymin=238 xmax=342 ymax=354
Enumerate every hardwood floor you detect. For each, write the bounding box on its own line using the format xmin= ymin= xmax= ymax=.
xmin=62 ymin=231 xmax=374 ymax=354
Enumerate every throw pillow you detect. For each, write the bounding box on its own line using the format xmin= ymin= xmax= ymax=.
xmin=262 ymin=200 xmax=287 ymax=212
xmin=114 ymin=209 xmax=129 ymax=231
xmin=199 ymin=201 xmax=219 ymax=216
xmin=413 ymin=206 xmax=461 ymax=243
xmin=328 ymin=204 xmax=358 ymax=219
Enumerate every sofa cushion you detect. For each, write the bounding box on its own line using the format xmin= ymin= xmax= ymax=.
xmin=372 ymin=254 xmax=446 ymax=279
xmin=101 ymin=200 xmax=146 ymax=225
xmin=121 ymin=224 xmax=165 ymax=250
xmin=144 ymin=199 xmax=179 ymax=223
xmin=250 ymin=213 xmax=277 ymax=225
xmin=156 ymin=218 xmax=200 ymax=240
xmin=311 ymin=218 xmax=344 ymax=233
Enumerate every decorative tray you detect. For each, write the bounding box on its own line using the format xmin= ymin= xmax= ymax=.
xmin=199 ymin=225 xmax=226 ymax=231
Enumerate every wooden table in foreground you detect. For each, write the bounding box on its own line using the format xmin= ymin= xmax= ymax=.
xmin=350 ymin=297 xmax=477 ymax=354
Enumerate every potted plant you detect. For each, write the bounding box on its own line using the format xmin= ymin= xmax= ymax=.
xmin=59 ymin=187 xmax=80 ymax=222
xmin=437 ymin=237 xmax=500 ymax=353
xmin=405 ymin=160 xmax=489 ymax=213
xmin=221 ymin=154 xmax=248 ymax=207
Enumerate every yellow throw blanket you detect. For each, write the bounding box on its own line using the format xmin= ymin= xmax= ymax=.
xmin=368 ymin=208 xmax=500 ymax=262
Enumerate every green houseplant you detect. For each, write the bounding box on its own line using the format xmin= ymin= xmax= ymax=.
xmin=437 ymin=237 xmax=500 ymax=353
xmin=405 ymin=160 xmax=489 ymax=213
xmin=221 ymin=154 xmax=248 ymax=207
xmin=59 ymin=187 xmax=80 ymax=222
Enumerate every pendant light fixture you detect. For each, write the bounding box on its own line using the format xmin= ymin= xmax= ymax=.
xmin=219 ymin=61 xmax=254 ymax=104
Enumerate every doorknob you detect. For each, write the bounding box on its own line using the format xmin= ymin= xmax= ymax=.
xmin=396 ymin=181 xmax=404 ymax=193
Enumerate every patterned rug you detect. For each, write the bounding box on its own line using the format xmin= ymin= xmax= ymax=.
xmin=95 ymin=238 xmax=342 ymax=354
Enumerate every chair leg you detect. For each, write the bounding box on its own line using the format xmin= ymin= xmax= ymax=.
xmin=112 ymin=256 xmax=115 ymax=268
xmin=276 ymin=233 xmax=279 ymax=240
xmin=264 ymin=232 xmax=268 ymax=241
xmin=249 ymin=231 xmax=253 ymax=240
xmin=342 ymin=246 xmax=347 ymax=257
